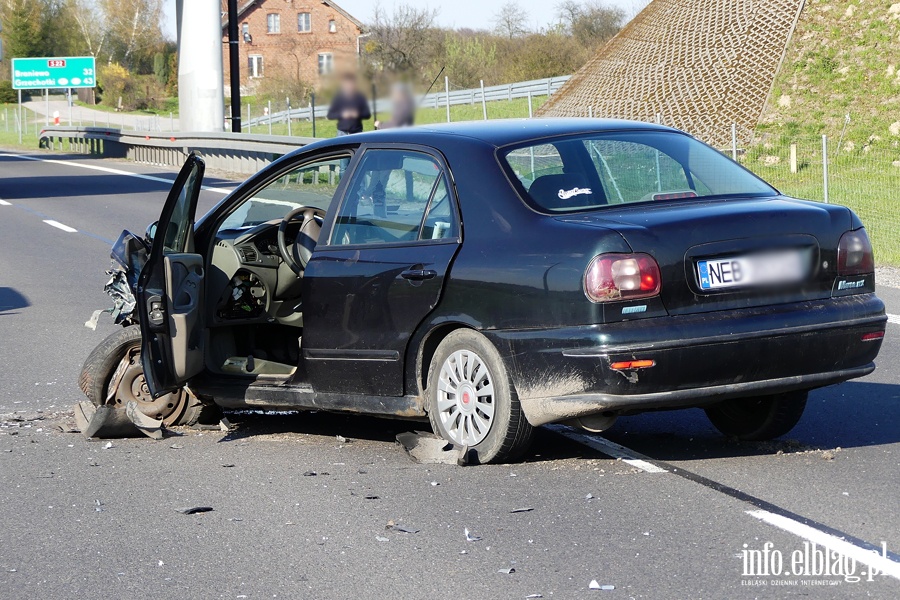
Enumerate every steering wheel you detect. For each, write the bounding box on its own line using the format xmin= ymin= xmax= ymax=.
xmin=277 ymin=206 xmax=327 ymax=275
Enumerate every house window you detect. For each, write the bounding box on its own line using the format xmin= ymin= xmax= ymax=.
xmin=298 ymin=12 xmax=311 ymax=32
xmin=328 ymin=19 xmax=337 ymax=33
xmin=266 ymin=13 xmax=280 ymax=33
xmin=318 ymin=52 xmax=334 ymax=75
xmin=248 ymin=55 xmax=263 ymax=78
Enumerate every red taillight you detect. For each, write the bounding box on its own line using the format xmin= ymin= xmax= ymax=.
xmin=861 ymin=331 xmax=885 ymax=342
xmin=584 ymin=253 xmax=661 ymax=303
xmin=837 ymin=229 xmax=874 ymax=276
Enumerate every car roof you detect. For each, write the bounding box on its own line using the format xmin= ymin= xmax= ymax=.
xmin=319 ymin=118 xmax=680 ymax=149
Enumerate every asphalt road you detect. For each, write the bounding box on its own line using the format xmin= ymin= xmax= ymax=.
xmin=0 ymin=151 xmax=898 ymax=599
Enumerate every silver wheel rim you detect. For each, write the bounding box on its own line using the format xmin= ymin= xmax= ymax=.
xmin=437 ymin=349 xmax=495 ymax=446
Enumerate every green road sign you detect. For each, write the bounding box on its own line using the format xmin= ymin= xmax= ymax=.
xmin=11 ymin=56 xmax=96 ymax=89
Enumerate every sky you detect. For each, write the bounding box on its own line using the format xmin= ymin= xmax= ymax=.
xmin=161 ymin=0 xmax=649 ymax=39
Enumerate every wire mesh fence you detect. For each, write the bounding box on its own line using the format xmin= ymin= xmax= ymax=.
xmin=730 ymin=130 xmax=900 ymax=267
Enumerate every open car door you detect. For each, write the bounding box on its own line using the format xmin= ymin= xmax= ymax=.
xmin=137 ymin=154 xmax=206 ymax=397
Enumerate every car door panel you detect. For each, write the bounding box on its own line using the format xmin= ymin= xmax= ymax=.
xmin=301 ymin=243 xmax=458 ymax=396
xmin=164 ymin=253 xmax=205 ymax=379
xmin=137 ymin=154 xmax=205 ymax=397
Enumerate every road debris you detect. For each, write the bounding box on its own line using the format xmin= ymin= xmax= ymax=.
xmin=174 ymin=506 xmax=213 ymax=515
xmin=396 ymin=431 xmax=469 ymax=465
xmin=221 ymin=463 xmax=235 ymax=468
xmin=336 ymin=435 xmax=348 ymax=444
xmin=525 ymin=594 xmax=543 ymax=599
xmin=498 ymin=567 xmax=516 ymax=574
xmin=303 ymin=471 xmax=318 ymax=476
xmin=464 ymin=528 xmax=482 ymax=542
xmin=510 ymin=507 xmax=534 ymax=513
xmin=390 ymin=524 xmax=420 ymax=534
xmin=103 ymin=441 xmax=113 ymax=449
xmin=375 ymin=536 xmax=390 ymax=542
xmin=365 ymin=495 xmax=380 ymax=500
xmin=589 ymin=580 xmax=615 ymax=591
xmin=169 ymin=443 xmax=184 ymax=449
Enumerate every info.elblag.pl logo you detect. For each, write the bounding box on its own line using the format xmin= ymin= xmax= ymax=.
xmin=740 ymin=541 xmax=890 ymax=585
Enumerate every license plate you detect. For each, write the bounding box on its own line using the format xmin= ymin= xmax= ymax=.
xmin=697 ymin=250 xmax=807 ymax=290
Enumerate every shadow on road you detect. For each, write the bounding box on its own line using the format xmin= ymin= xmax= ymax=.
xmin=0 ymin=287 xmax=30 ymax=315
xmin=216 ymin=380 xmax=900 ymax=464
xmin=601 ymin=380 xmax=900 ymax=462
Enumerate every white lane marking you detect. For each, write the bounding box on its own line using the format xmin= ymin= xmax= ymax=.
xmin=0 ymin=152 xmax=232 ymax=195
xmin=546 ymin=424 xmax=667 ymax=473
xmin=747 ymin=510 xmax=900 ymax=581
xmin=43 ymin=219 xmax=77 ymax=233
xmin=887 ymin=314 xmax=900 ymax=326
xmin=0 ymin=199 xmax=11 ymax=206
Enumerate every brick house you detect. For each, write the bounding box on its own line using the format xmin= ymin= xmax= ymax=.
xmin=222 ymin=0 xmax=363 ymax=93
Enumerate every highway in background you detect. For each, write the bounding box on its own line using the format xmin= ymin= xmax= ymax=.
xmin=0 ymin=152 xmax=897 ymax=598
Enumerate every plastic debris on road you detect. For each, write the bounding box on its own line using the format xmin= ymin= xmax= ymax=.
xmin=464 ymin=528 xmax=482 ymax=542
xmin=174 ymin=506 xmax=214 ymax=515
xmin=395 ymin=431 xmax=470 ymax=465
xmin=510 ymin=507 xmax=534 ymax=513
xmin=498 ymin=567 xmax=516 ymax=574
xmin=589 ymin=580 xmax=615 ymax=590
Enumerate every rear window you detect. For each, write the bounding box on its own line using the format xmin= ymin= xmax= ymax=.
xmin=501 ymin=131 xmax=776 ymax=212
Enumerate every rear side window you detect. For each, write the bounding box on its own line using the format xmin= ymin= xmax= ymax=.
xmin=330 ymin=149 xmax=459 ymax=245
xmin=502 ymin=131 xmax=776 ymax=212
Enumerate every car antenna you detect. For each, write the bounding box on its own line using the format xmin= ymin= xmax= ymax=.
xmin=418 ymin=66 xmax=445 ymax=109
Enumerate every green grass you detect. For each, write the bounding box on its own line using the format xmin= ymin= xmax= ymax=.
xmin=0 ymin=104 xmax=44 ymax=149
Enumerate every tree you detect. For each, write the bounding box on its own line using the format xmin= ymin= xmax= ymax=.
xmin=70 ymin=0 xmax=108 ymax=59
xmin=1 ymin=0 xmax=45 ymax=59
xmin=444 ymin=33 xmax=497 ymax=88
xmin=367 ymin=3 xmax=440 ymax=75
xmin=100 ymin=0 xmax=164 ymax=69
xmin=493 ymin=2 xmax=529 ymax=39
xmin=556 ymin=0 xmax=625 ymax=49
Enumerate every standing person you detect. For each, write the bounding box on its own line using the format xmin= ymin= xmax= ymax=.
xmin=375 ymin=84 xmax=415 ymax=130
xmin=327 ymin=73 xmax=371 ymax=136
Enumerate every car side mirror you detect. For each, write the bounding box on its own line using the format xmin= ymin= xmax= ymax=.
xmin=145 ymin=221 xmax=158 ymax=244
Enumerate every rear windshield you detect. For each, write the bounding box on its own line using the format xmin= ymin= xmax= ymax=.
xmin=501 ymin=130 xmax=776 ymax=212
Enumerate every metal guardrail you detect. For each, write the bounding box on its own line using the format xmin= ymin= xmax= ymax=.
xmin=38 ymin=127 xmax=317 ymax=174
xmin=244 ymin=75 xmax=572 ymax=129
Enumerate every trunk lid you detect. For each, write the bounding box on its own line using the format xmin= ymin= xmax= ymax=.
xmin=559 ymin=196 xmax=852 ymax=316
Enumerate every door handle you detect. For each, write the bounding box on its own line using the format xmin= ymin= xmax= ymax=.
xmin=401 ymin=268 xmax=437 ymax=281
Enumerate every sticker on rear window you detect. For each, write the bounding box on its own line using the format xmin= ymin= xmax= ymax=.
xmin=558 ymin=187 xmax=592 ymax=200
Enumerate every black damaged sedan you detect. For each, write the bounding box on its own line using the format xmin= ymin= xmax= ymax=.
xmin=80 ymin=119 xmax=886 ymax=463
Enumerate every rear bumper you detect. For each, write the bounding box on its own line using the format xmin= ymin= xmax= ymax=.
xmin=486 ymin=293 xmax=886 ymax=426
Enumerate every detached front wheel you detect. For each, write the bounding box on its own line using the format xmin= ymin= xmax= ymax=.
xmin=704 ymin=390 xmax=808 ymax=441
xmin=426 ymin=330 xmax=533 ymax=464
xmin=79 ymin=325 xmax=203 ymax=426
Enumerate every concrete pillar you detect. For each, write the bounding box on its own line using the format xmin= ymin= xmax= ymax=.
xmin=177 ymin=0 xmax=224 ymax=132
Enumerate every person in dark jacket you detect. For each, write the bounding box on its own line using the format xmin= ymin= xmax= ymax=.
xmin=327 ymin=73 xmax=371 ymax=135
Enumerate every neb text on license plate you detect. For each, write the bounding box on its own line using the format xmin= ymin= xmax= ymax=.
xmin=697 ymin=250 xmax=807 ymax=290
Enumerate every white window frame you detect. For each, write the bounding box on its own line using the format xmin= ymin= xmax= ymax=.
xmin=248 ymin=55 xmax=264 ymax=78
xmin=266 ymin=13 xmax=281 ymax=34
xmin=328 ymin=19 xmax=337 ymax=33
xmin=297 ymin=12 xmax=311 ymax=33
xmin=317 ymin=52 xmax=334 ymax=75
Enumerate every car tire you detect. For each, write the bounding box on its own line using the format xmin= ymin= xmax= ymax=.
xmin=426 ymin=329 xmax=534 ymax=464
xmin=704 ymin=390 xmax=808 ymax=441
xmin=78 ymin=325 xmax=208 ymax=426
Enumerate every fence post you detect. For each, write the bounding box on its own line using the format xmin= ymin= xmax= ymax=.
xmin=789 ymin=144 xmax=797 ymax=174
xmin=287 ymin=97 xmax=292 ymax=137
xmin=445 ymin=76 xmax=451 ymax=123
xmin=480 ymin=80 xmax=487 ymax=120
xmin=822 ymin=134 xmax=829 ymax=203
xmin=246 ymin=103 xmax=251 ymax=132
xmin=507 ymin=84 xmax=512 ymax=101
xmin=528 ymin=91 xmax=533 ymax=118
xmin=731 ymin=123 xmax=737 ymax=161
xmin=268 ymin=100 xmax=272 ymax=135
xmin=311 ymin=93 xmax=316 ymax=138
xmin=588 ymin=106 xmax=593 ymax=118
